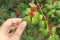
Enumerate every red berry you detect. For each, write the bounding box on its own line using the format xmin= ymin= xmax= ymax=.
xmin=52 ymin=0 xmax=55 ymax=4
xmin=16 ymin=10 xmax=20 ymax=15
xmin=29 ymin=12 xmax=34 ymax=18
xmin=35 ymin=6 xmax=38 ymax=10
xmin=30 ymin=32 xmax=34 ymax=36
xmin=48 ymin=31 xmax=52 ymax=35
xmin=45 ymin=18 xmax=48 ymax=21
xmin=40 ymin=3 xmax=44 ymax=7
xmin=48 ymin=24 xmax=52 ymax=30
xmin=31 ymin=6 xmax=38 ymax=12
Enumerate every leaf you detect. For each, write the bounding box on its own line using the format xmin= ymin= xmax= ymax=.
xmin=10 ymin=12 xmax=17 ymax=18
xmin=32 ymin=18 xmax=38 ymax=25
xmin=38 ymin=0 xmax=43 ymax=3
xmin=17 ymin=3 xmax=28 ymax=10
xmin=42 ymin=28 xmax=49 ymax=36
xmin=47 ymin=10 xmax=55 ymax=17
xmin=42 ymin=8 xmax=47 ymax=13
xmin=45 ymin=4 xmax=52 ymax=10
xmin=23 ymin=8 xmax=31 ymax=15
xmin=53 ymin=1 xmax=60 ymax=9
xmin=29 ymin=3 xmax=36 ymax=7
xmin=23 ymin=16 xmax=31 ymax=24
xmin=32 ymin=12 xmax=40 ymax=25
xmin=26 ymin=36 xmax=35 ymax=40
xmin=57 ymin=19 xmax=60 ymax=24
xmin=55 ymin=34 xmax=59 ymax=40
xmin=39 ymin=15 xmax=43 ymax=21
xmin=34 ymin=12 xmax=40 ymax=18
xmin=2 ymin=13 xmax=10 ymax=19
xmin=52 ymin=27 xmax=56 ymax=34
xmin=55 ymin=10 xmax=60 ymax=17
xmin=45 ymin=0 xmax=51 ymax=4
xmin=47 ymin=35 xmax=55 ymax=40
xmin=39 ymin=21 xmax=45 ymax=28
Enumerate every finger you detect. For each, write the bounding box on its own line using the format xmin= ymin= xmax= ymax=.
xmin=10 ymin=21 xmax=27 ymax=40
xmin=0 ymin=18 xmax=22 ymax=34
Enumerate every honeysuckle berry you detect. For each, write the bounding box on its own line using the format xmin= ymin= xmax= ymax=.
xmin=45 ymin=17 xmax=48 ymax=21
xmin=29 ymin=12 xmax=34 ymax=18
xmin=52 ymin=0 xmax=55 ymax=4
xmin=48 ymin=24 xmax=52 ymax=30
xmin=30 ymin=32 xmax=34 ymax=36
xmin=48 ymin=31 xmax=52 ymax=35
xmin=16 ymin=10 xmax=20 ymax=15
xmin=40 ymin=3 xmax=44 ymax=7
xmin=31 ymin=6 xmax=38 ymax=12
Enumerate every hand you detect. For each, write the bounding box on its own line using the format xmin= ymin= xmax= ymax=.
xmin=0 ymin=18 xmax=27 ymax=40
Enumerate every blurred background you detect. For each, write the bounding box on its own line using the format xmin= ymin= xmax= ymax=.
xmin=0 ymin=0 xmax=60 ymax=40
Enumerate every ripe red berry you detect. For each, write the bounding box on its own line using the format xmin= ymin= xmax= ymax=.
xmin=48 ymin=31 xmax=52 ymax=35
xmin=16 ymin=10 xmax=20 ymax=15
xmin=31 ymin=6 xmax=38 ymax=12
xmin=48 ymin=24 xmax=52 ymax=30
xmin=40 ymin=3 xmax=44 ymax=7
xmin=29 ymin=12 xmax=34 ymax=18
xmin=52 ymin=0 xmax=55 ymax=4
xmin=45 ymin=18 xmax=48 ymax=21
xmin=35 ymin=6 xmax=38 ymax=10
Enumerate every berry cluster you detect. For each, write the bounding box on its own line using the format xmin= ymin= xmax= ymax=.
xmin=29 ymin=6 xmax=38 ymax=18
xmin=48 ymin=24 xmax=52 ymax=35
xmin=45 ymin=18 xmax=52 ymax=35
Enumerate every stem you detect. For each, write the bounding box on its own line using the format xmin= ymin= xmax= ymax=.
xmin=35 ymin=0 xmax=46 ymax=19
xmin=32 ymin=0 xmax=34 ymax=3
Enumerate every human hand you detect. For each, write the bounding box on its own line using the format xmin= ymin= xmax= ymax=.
xmin=0 ymin=18 xmax=27 ymax=40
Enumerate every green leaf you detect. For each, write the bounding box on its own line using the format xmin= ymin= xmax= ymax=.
xmin=53 ymin=1 xmax=60 ymax=9
xmin=34 ymin=12 xmax=40 ymax=18
xmin=47 ymin=34 xmax=59 ymax=40
xmin=42 ymin=8 xmax=47 ymax=13
xmin=55 ymin=10 xmax=60 ymax=17
xmin=26 ymin=36 xmax=35 ymax=40
xmin=55 ymin=34 xmax=59 ymax=40
xmin=47 ymin=10 xmax=55 ymax=17
xmin=52 ymin=27 xmax=56 ymax=34
xmin=2 ymin=13 xmax=10 ymax=19
xmin=29 ymin=3 xmax=36 ymax=7
xmin=57 ymin=19 xmax=60 ymax=24
xmin=17 ymin=3 xmax=28 ymax=10
xmin=32 ymin=18 xmax=38 ymax=25
xmin=45 ymin=0 xmax=51 ymax=4
xmin=39 ymin=21 xmax=45 ymax=28
xmin=23 ymin=8 xmax=31 ymax=15
xmin=45 ymin=4 xmax=52 ymax=10
xmin=38 ymin=0 xmax=43 ymax=3
xmin=23 ymin=16 xmax=31 ymax=24
xmin=47 ymin=35 xmax=55 ymax=40
xmin=39 ymin=15 xmax=43 ymax=21
xmin=32 ymin=12 xmax=40 ymax=25
xmin=42 ymin=28 xmax=49 ymax=36
xmin=10 ymin=12 xmax=17 ymax=18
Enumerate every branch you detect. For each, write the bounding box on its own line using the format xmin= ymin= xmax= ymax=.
xmin=35 ymin=0 xmax=46 ymax=19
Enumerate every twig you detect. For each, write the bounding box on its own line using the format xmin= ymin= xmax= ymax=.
xmin=35 ymin=0 xmax=46 ymax=19
xmin=32 ymin=0 xmax=34 ymax=3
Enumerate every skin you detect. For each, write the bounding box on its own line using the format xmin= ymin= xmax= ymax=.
xmin=0 ymin=18 xmax=27 ymax=40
